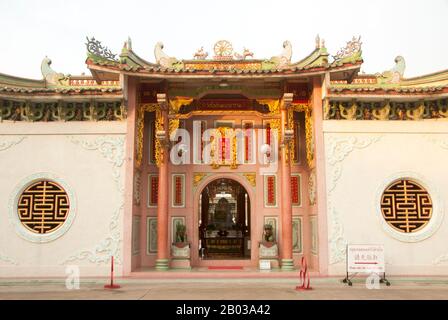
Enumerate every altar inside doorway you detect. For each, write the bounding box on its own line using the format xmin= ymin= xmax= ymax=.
xmin=199 ymin=178 xmax=251 ymax=259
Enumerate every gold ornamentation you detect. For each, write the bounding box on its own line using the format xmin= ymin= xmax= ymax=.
xmin=169 ymin=118 xmax=180 ymax=137
xmin=339 ymin=101 xmax=357 ymax=120
xmin=210 ymin=127 xmax=238 ymax=169
xmin=242 ymin=173 xmax=256 ymax=187
xmin=372 ymin=101 xmax=391 ymax=120
xmin=291 ymin=103 xmax=314 ymax=168
xmin=136 ymin=103 xmax=158 ymax=167
xmin=268 ymin=119 xmax=281 ymax=131
xmin=17 ymin=180 xmax=70 ymax=234
xmin=406 ymin=101 xmax=425 ymax=120
xmin=381 ymin=179 xmax=432 ymax=233
xmin=169 ymin=98 xmax=193 ymax=114
xmin=183 ymin=61 xmax=262 ymax=71
xmin=439 ymin=101 xmax=448 ymax=118
xmin=257 ymin=99 xmax=281 ymax=115
xmin=193 ymin=173 xmax=208 ymax=187
xmin=154 ymin=109 xmax=165 ymax=166
xmin=323 ymin=100 xmax=330 ymax=120
xmin=287 ymin=108 xmax=295 ymax=162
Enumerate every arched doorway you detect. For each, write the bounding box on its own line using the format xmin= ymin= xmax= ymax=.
xmin=199 ymin=178 xmax=251 ymax=260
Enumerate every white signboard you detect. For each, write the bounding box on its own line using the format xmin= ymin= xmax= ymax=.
xmin=259 ymin=260 xmax=271 ymax=270
xmin=347 ymin=244 xmax=385 ymax=273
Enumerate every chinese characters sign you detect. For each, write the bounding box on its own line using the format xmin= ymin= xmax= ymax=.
xmin=347 ymin=244 xmax=385 ymax=273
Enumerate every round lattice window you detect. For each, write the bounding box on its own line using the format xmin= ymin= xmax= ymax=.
xmin=17 ymin=180 xmax=70 ymax=234
xmin=381 ymin=179 xmax=432 ymax=233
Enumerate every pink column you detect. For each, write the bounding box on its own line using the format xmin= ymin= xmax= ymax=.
xmin=122 ymin=75 xmax=137 ymax=275
xmin=155 ymin=94 xmax=170 ymax=270
xmin=312 ymin=76 xmax=329 ymax=275
xmin=280 ymin=93 xmax=294 ymax=270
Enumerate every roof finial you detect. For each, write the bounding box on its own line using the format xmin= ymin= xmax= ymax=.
xmin=315 ymin=34 xmax=321 ymax=49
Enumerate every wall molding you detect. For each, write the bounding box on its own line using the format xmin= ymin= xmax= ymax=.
xmin=0 ymin=136 xmax=26 ymax=152
xmin=60 ymin=135 xmax=125 ymax=265
xmin=0 ymin=253 xmax=18 ymax=266
xmin=325 ymin=134 xmax=382 ymax=264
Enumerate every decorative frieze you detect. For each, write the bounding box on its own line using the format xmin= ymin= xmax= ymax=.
xmin=325 ymin=99 xmax=448 ymax=120
xmin=0 ymin=99 xmax=125 ymax=122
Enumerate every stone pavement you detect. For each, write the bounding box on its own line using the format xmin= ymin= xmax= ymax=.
xmin=0 ymin=277 xmax=448 ymax=300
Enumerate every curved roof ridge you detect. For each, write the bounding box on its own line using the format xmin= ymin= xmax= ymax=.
xmin=0 ymin=72 xmax=46 ymax=88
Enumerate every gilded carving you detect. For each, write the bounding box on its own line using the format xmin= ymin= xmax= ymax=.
xmin=242 ymin=173 xmax=256 ymax=187
xmin=291 ymin=103 xmax=313 ymax=168
xmin=0 ymin=99 xmax=124 ymax=122
xmin=169 ymin=118 xmax=180 ymax=137
xmin=339 ymin=101 xmax=357 ymax=120
xmin=136 ymin=103 xmax=158 ymax=167
xmin=327 ymin=99 xmax=448 ymax=121
xmin=193 ymin=173 xmax=208 ymax=187
xmin=210 ymin=127 xmax=238 ymax=169
xmin=169 ymin=98 xmax=193 ymax=114
xmin=257 ymin=99 xmax=281 ymax=115
xmin=372 ymin=101 xmax=391 ymax=120
xmin=406 ymin=102 xmax=425 ymax=120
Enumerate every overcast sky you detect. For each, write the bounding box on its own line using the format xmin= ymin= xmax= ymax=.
xmin=1 ymin=0 xmax=447 ymax=79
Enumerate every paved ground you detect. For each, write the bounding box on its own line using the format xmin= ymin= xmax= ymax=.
xmin=1 ymin=277 xmax=448 ymax=300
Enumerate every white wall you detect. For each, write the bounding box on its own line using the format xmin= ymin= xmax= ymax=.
xmin=323 ymin=120 xmax=448 ymax=275
xmin=0 ymin=122 xmax=126 ymax=277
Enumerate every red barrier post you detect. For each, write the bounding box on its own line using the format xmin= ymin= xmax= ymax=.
xmin=104 ymin=256 xmax=121 ymax=289
xmin=295 ymin=256 xmax=312 ymax=291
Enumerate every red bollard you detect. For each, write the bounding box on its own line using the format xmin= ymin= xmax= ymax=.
xmin=295 ymin=256 xmax=312 ymax=291
xmin=104 ymin=256 xmax=121 ymax=289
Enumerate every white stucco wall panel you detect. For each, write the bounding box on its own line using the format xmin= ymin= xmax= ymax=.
xmin=324 ymin=120 xmax=448 ymax=275
xmin=0 ymin=123 xmax=126 ymax=277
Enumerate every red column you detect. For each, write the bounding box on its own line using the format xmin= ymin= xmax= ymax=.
xmin=155 ymin=94 xmax=170 ymax=270
xmin=280 ymin=93 xmax=294 ymax=270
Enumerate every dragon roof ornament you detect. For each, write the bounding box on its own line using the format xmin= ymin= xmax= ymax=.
xmin=85 ymin=37 xmax=118 ymax=62
xmin=332 ymin=36 xmax=362 ymax=64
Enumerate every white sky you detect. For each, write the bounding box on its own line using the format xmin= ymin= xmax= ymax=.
xmin=1 ymin=0 xmax=447 ymax=79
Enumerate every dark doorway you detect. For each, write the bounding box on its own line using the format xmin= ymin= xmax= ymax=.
xmin=199 ymin=178 xmax=250 ymax=259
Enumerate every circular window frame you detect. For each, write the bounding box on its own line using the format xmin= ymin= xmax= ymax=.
xmin=8 ymin=173 xmax=77 ymax=243
xmin=375 ymin=172 xmax=444 ymax=243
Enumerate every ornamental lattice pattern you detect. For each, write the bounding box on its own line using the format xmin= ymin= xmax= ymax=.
xmin=17 ymin=180 xmax=70 ymax=234
xmin=381 ymin=179 xmax=432 ymax=233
